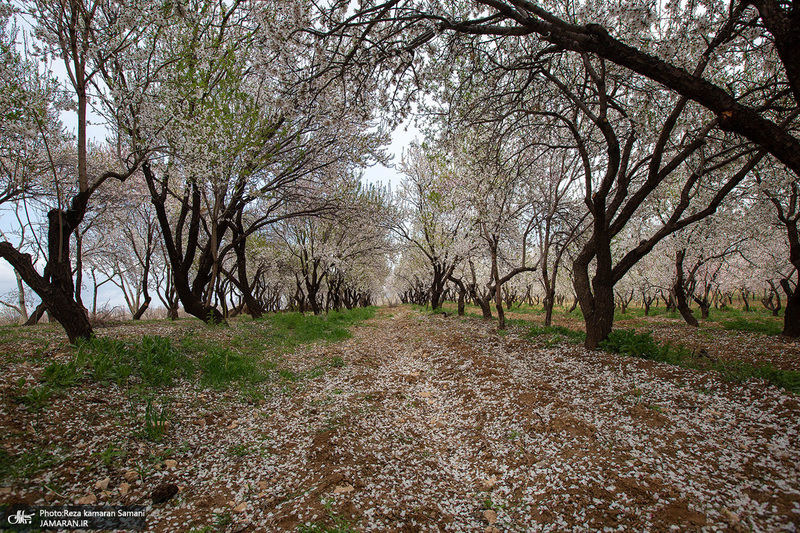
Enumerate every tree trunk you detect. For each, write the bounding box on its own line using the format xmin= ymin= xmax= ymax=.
xmin=489 ymin=241 xmax=506 ymax=330
xmin=568 ymin=297 xmax=578 ymax=313
xmin=475 ymin=293 xmax=493 ymax=319
xmin=574 ymin=233 xmax=616 ymax=350
xmin=430 ymin=265 xmax=445 ymax=311
xmin=143 ymin=163 xmax=226 ymax=325
xmin=131 ymin=297 xmax=151 ymax=320
xmin=24 ymin=302 xmax=47 ymax=326
xmin=781 ymin=278 xmax=800 ymax=337
xmin=543 ymin=287 xmax=556 ymax=327
xmin=448 ymin=276 xmax=467 ymax=316
xmin=762 ymin=280 xmax=782 ymax=317
xmin=74 ymin=231 xmax=85 ymax=311
xmin=15 ymin=271 xmax=28 ymax=324
xmin=583 ymin=280 xmax=615 ymax=350
xmin=234 ymin=236 xmax=264 ymax=318
xmin=675 ymin=250 xmax=699 ymax=327
xmin=495 ymin=294 xmax=506 ymax=329
xmin=132 ymin=233 xmax=153 ymax=321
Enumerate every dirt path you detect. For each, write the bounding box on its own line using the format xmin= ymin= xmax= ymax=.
xmin=2 ymin=306 xmax=799 ymax=532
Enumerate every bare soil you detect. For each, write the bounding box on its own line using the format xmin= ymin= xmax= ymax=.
xmin=1 ymin=306 xmax=799 ymax=532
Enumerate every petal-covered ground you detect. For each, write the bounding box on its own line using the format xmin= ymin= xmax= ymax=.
xmin=1 ymin=306 xmax=799 ymax=532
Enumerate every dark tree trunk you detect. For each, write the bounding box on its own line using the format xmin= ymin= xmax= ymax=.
xmin=475 ymin=293 xmax=493 ymax=319
xmin=143 ymin=162 xmax=226 ymax=325
xmin=781 ymin=278 xmax=800 ymax=337
xmin=692 ymin=282 xmax=713 ymax=320
xmin=543 ymin=287 xmax=556 ymax=327
xmin=74 ymin=231 xmax=85 ymax=311
xmin=762 ymin=280 xmax=782 ymax=317
xmin=1 ymin=199 xmax=97 ymax=342
xmin=430 ymin=264 xmax=446 ymax=311
xmin=132 ymin=232 xmax=153 ymax=321
xmin=232 ymin=233 xmax=264 ymax=319
xmin=675 ymin=250 xmax=699 ymax=327
xmin=131 ymin=297 xmax=151 ymax=320
xmin=574 ymin=233 xmax=616 ymax=350
xmin=448 ymin=276 xmax=467 ymax=316
xmin=24 ymin=302 xmax=47 ymax=326
xmin=642 ymin=293 xmax=655 ymax=316
xmin=693 ymin=294 xmax=711 ymax=319
xmin=294 ymin=276 xmax=307 ymax=313
xmin=489 ymin=241 xmax=507 ymax=330
xmin=568 ymin=297 xmax=578 ymax=313
xmin=582 ymin=279 xmax=615 ymax=350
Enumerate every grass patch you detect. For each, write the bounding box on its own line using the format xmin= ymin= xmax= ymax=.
xmin=198 ymin=346 xmax=267 ymax=389
xmin=714 ymin=360 xmax=800 ymax=392
xmin=253 ymin=307 xmax=376 ymax=352
xmin=721 ymin=317 xmax=783 ymax=336
xmin=15 ymin=384 xmax=53 ymax=411
xmin=141 ymin=398 xmax=171 ymax=442
xmin=92 ymin=442 xmax=128 ymax=468
xmin=42 ymin=359 xmax=81 ymax=388
xmin=227 ymin=443 xmax=254 ymax=457
xmin=75 ymin=336 xmax=193 ymax=387
xmin=601 ymin=329 xmax=800 ymax=393
xmin=599 ymin=329 xmax=681 ymax=362
xmin=526 ymin=324 xmax=586 ymax=345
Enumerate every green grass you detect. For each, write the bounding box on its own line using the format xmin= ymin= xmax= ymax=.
xmin=42 ymin=359 xmax=81 ymax=388
xmin=600 ymin=329 xmax=800 ymax=393
xmin=721 ymin=317 xmax=783 ymax=336
xmin=189 ymin=307 xmax=374 ymax=389
xmin=198 ymin=346 xmax=268 ymax=389
xmin=75 ymin=336 xmax=194 ymax=387
xmin=258 ymin=307 xmax=376 ymax=350
xmin=142 ymin=398 xmax=171 ymax=442
xmin=32 ymin=307 xmax=375 ymax=393
xmin=92 ymin=442 xmax=127 ymax=467
xmin=526 ymin=324 xmax=586 ymax=345
xmin=599 ymin=329 xmax=681 ymax=362
xmin=15 ymin=384 xmax=53 ymax=411
xmin=227 ymin=443 xmax=255 ymax=457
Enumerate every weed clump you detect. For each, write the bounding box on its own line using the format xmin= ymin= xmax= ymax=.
xmin=600 ymin=329 xmax=800 ymax=393
xmin=526 ymin=325 xmax=586 ymax=345
xmin=599 ymin=329 xmax=678 ymax=361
